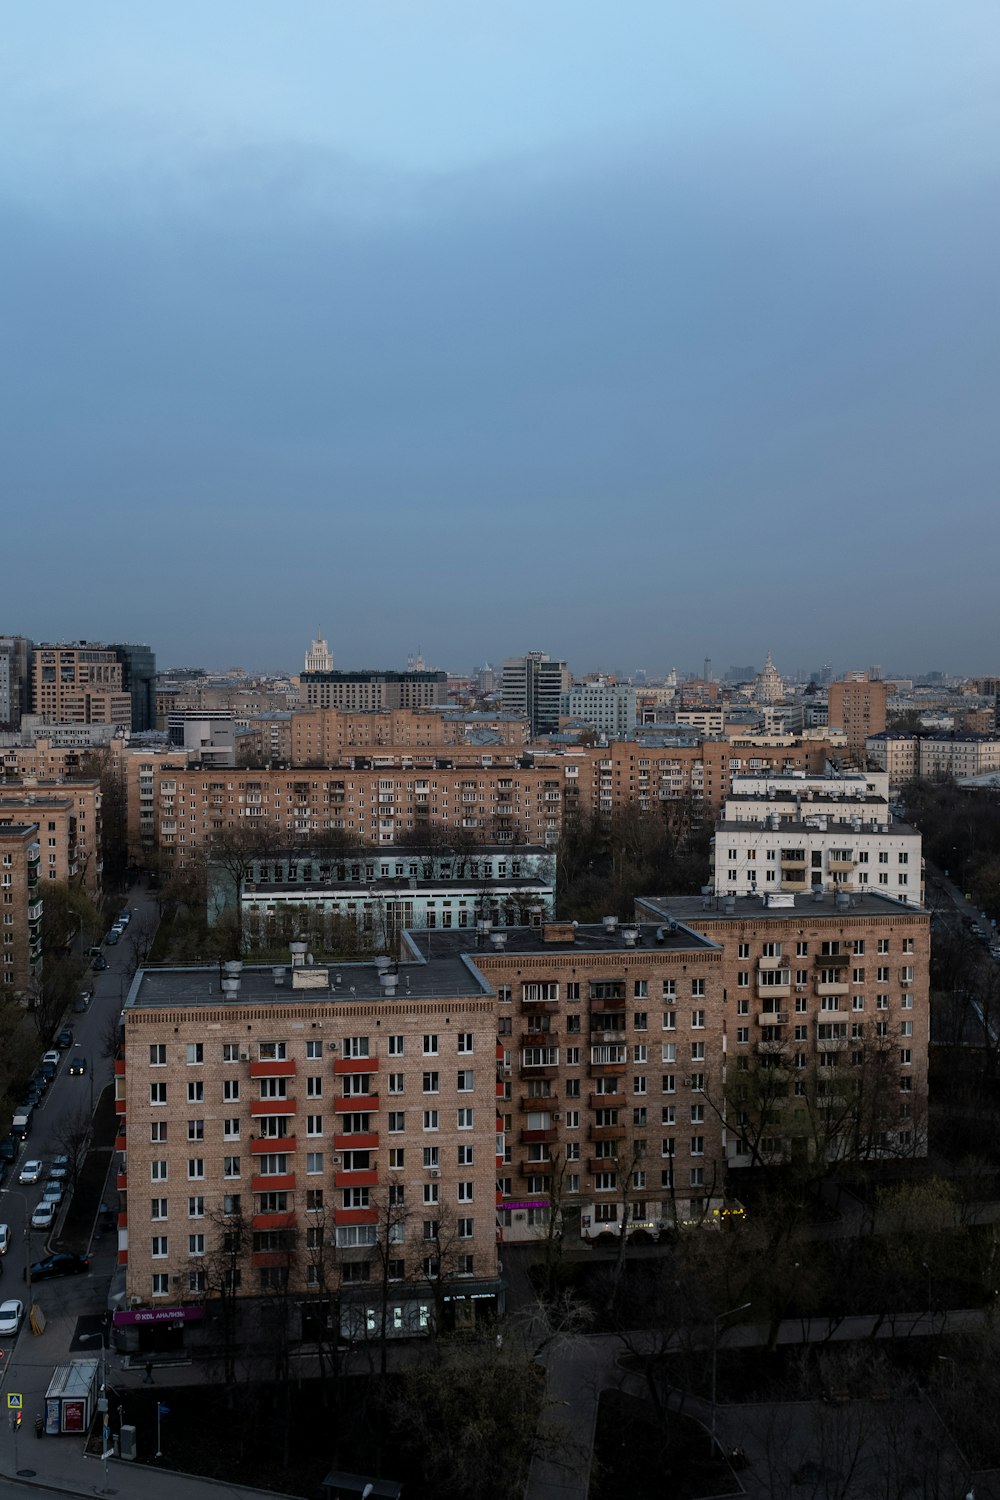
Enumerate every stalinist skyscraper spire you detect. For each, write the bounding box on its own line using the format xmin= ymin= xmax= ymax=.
xmin=305 ymin=630 xmax=333 ymax=674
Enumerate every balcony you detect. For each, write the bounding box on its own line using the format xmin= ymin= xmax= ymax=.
xmin=251 ymin=1098 xmax=296 ymax=1116
xmin=518 ymin=1064 xmax=558 ymax=1080
xmin=334 ymin=1169 xmax=379 ymax=1189
xmin=815 ymin=982 xmax=850 ymax=996
xmin=251 ymin=1135 xmax=296 ymax=1154
xmin=588 ymin=1093 xmax=622 ymax=1110
xmin=590 ymin=994 xmax=626 ymax=1013
xmin=756 ymin=1040 xmax=788 ymax=1056
xmin=518 ymin=1161 xmax=552 ymax=1179
xmin=250 ymin=1059 xmax=298 ymax=1078
xmin=756 ymin=1012 xmax=789 ymax=1028
xmin=816 ymin=1037 xmax=849 ymax=1052
xmin=520 ymin=1128 xmax=558 ymax=1145
xmin=251 ymin=1173 xmax=296 ymax=1193
xmin=519 ymin=1097 xmax=555 ymax=1113
xmin=588 ymin=1059 xmax=626 ymax=1078
xmin=334 ymin=1094 xmax=380 ymax=1112
xmin=587 ymin=1158 xmax=618 ymax=1175
xmin=589 ymin=1124 xmax=626 ymax=1142
xmin=519 ymin=1031 xmax=557 ymax=1050
xmin=333 ymin=1056 xmax=380 ymax=1075
xmin=814 ymin=953 xmax=849 ymax=968
xmin=333 ymin=1131 xmax=379 ymax=1151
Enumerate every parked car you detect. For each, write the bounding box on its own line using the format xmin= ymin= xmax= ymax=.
xmin=0 ymin=1299 xmax=24 ymax=1336
xmin=73 ymin=992 xmax=92 ymax=1010
xmin=0 ymin=1224 xmax=9 ymax=1255
xmin=47 ymin=1164 xmax=68 ymax=1182
xmin=56 ymin=1028 xmax=74 ymax=1049
xmin=0 ymin=1137 xmax=16 ymax=1164
xmin=18 ymin=1160 xmax=43 ymax=1184
xmin=51 ymin=1155 xmax=70 ymax=1171
xmin=92 ymin=955 xmax=108 ymax=972
xmin=41 ymin=1184 xmax=64 ymax=1206
xmin=30 ymin=1202 xmax=55 ymax=1230
xmin=27 ymin=1252 xmax=88 ymax=1281
xmin=69 ymin=1056 xmax=87 ymax=1077
xmin=118 ymin=910 xmax=131 ymax=927
xmin=41 ymin=1050 xmax=60 ymax=1068
xmin=104 ymin=930 xmax=119 ymax=946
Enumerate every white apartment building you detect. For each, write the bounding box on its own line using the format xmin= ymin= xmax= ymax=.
xmin=713 ymin=778 xmax=921 ymax=904
xmin=560 ymin=682 xmax=639 ymax=738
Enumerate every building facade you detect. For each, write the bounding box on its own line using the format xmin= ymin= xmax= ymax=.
xmin=0 ymin=780 xmax=103 ymax=894
xmin=828 ymin=675 xmax=889 ymax=757
xmin=0 ymin=822 xmax=42 ymax=1003
xmin=298 ymin=670 xmax=448 ymax=713
xmin=31 ymin=644 xmax=132 ymax=728
xmin=502 ymin=655 xmax=570 ymax=737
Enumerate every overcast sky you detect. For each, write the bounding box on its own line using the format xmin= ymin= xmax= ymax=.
xmin=3 ymin=2 xmax=999 ymax=678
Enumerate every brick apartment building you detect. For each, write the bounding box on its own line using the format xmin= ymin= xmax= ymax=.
xmin=290 ymin=708 xmax=528 ymax=764
xmin=828 ymin=675 xmax=889 ymax=758
xmin=637 ymin=892 xmax=929 ymax=1179
xmin=298 ymin=669 xmax=449 ymax=712
xmin=112 ymin=889 xmax=929 ymax=1358
xmin=0 ymin=780 xmax=103 ymax=895
xmin=114 ymin=951 xmax=504 ymax=1355
xmin=0 ymin=822 xmax=43 ymax=1003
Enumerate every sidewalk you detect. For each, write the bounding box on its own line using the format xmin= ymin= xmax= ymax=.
xmin=0 ymin=1232 xmax=305 ymax=1500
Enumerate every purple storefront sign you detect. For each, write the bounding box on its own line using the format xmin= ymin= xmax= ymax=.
xmin=113 ymin=1305 xmax=206 ymax=1326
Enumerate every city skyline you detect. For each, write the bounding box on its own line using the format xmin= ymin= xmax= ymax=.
xmin=4 ymin=3 xmax=999 ymax=669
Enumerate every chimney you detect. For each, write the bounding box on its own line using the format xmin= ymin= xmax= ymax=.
xmin=542 ymin=922 xmax=576 ymax=944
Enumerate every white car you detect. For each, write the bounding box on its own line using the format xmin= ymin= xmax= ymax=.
xmin=42 ymin=1184 xmax=64 ymax=1206
xmin=47 ymin=1165 xmax=68 ymax=1182
xmin=0 ymin=1299 xmax=24 ymax=1337
xmin=30 ymin=1202 xmax=55 ymax=1230
xmin=0 ymin=1224 xmax=9 ymax=1255
xmin=18 ymin=1160 xmax=43 ymax=1184
xmin=42 ymin=1050 xmax=60 ymax=1068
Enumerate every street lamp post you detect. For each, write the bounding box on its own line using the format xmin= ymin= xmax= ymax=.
xmin=710 ymin=1302 xmax=751 ymax=1458
xmin=922 ymin=1261 xmax=932 ymax=1318
xmin=79 ymin=1322 xmax=111 ymax=1493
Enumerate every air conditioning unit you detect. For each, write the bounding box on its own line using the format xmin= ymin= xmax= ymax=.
xmin=327 ymin=1040 xmax=338 ymax=1051
xmin=683 ymin=1077 xmax=693 ymax=1088
xmin=430 ymin=1169 xmax=441 ymax=1179
xmin=900 ymin=977 xmax=912 ymax=987
xmin=239 ymin=1050 xmax=250 ymax=1062
xmin=129 ymin=1295 xmax=142 ymax=1307
xmin=795 ymin=984 xmax=806 ymax=993
xmin=331 ymin=1154 xmax=342 ymax=1166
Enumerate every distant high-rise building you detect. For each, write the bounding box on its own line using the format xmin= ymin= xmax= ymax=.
xmin=31 ymin=643 xmax=131 ymax=728
xmin=501 ymin=653 xmax=570 ymax=736
xmin=751 ymin=652 xmax=784 ymax=706
xmin=828 ymin=673 xmax=889 ymax=756
xmin=0 ymin=635 xmax=33 ymax=730
xmin=109 ymin=643 xmax=157 ymax=733
xmin=304 ymin=632 xmax=333 ymax=674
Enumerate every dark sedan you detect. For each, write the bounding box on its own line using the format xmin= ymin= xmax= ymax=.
xmin=27 ymin=1252 xmax=89 ymax=1281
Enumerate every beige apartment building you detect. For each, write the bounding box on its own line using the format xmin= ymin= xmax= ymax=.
xmin=31 ymin=645 xmax=132 ymax=728
xmin=638 ymin=892 xmax=929 ymax=1175
xmin=114 ymin=951 xmax=503 ymax=1354
xmin=290 ymin=708 xmax=528 ymax=764
xmin=0 ymin=780 xmax=103 ymax=894
xmin=0 ymin=822 xmax=43 ymax=1003
xmin=297 ymin=670 xmax=449 ymax=712
xmin=866 ymin=732 xmax=1000 ymax=789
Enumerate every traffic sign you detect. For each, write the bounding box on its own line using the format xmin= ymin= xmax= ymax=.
xmin=6 ymin=1393 xmax=22 ymax=1409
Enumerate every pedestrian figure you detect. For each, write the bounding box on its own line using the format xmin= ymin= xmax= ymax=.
xmin=144 ymin=1360 xmax=154 ymax=1384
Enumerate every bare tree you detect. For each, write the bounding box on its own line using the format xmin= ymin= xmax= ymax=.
xmin=208 ymin=821 xmax=284 ymax=954
xmin=49 ymin=1104 xmax=94 ymax=1192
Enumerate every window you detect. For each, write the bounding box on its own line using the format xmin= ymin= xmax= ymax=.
xmin=307 ymin=1114 xmax=323 ymax=1135
xmin=223 ymin=1119 xmax=240 ymax=1140
xmin=633 ymin=980 xmax=648 ymax=999
xmin=224 ymin=1193 xmax=242 ymax=1216
xmin=457 ymin=1069 xmax=474 ymax=1091
xmin=457 ymin=1107 xmax=474 ymax=1129
xmin=151 ymin=1198 xmax=168 ymax=1220
xmin=306 ymin=1076 xmax=323 ymax=1098
xmin=900 ymin=1049 xmax=912 ymax=1066
xmin=307 ymin=1152 xmax=324 ymax=1174
xmin=305 ymin=1039 xmax=323 ymax=1059
xmin=457 ymin=1032 xmax=474 ymax=1053
xmin=151 ymin=1161 xmax=168 ymax=1182
xmin=662 ymin=1009 xmax=676 ymax=1030
xmin=187 ymin=1120 xmax=204 ymax=1142
xmin=691 ymin=1010 xmax=705 ymax=1028
xmin=388 ymin=1112 xmax=405 ymax=1132
xmin=565 ymin=1078 xmax=581 ymax=1098
xmin=150 ymin=1083 xmax=166 ymax=1105
xmin=186 ymin=1043 xmax=203 ymax=1065
xmin=188 ymin=1234 xmax=205 ymax=1256
xmin=152 ymin=1274 xmax=169 ymax=1297
xmin=388 ymin=1035 xmax=404 ymax=1056
xmin=188 ymin=1196 xmax=204 ymax=1217
xmin=423 ymin=1034 xmax=438 ymax=1055
xmin=152 ymin=1236 xmax=168 ymax=1258
xmin=738 ymin=942 xmax=750 ymax=959
xmin=423 ymin=1183 xmax=439 ymax=1205
xmin=223 ymin=1079 xmax=240 ymax=1102
xmin=691 ymin=980 xmax=705 ymax=997
xmin=187 ymin=1081 xmax=203 ymax=1104
xmin=423 ymin=1071 xmax=440 ymax=1093
xmin=423 ymin=1110 xmax=439 ymax=1131
xmin=259 ymin=1042 xmax=287 ymax=1061
xmin=222 ymin=1043 xmax=240 ymax=1062
xmin=150 ymin=1121 xmax=167 ymax=1143
xmin=149 ymin=1044 xmax=166 ymax=1066
xmin=223 ymin=1156 xmax=241 ymax=1178
xmin=345 ymin=1036 xmax=370 ymax=1058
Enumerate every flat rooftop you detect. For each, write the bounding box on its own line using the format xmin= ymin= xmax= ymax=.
xmin=246 ymin=875 xmax=553 ymax=897
xmin=715 ymin=816 xmax=919 ymax=835
xmin=127 ymin=917 xmax=718 ymax=1013
xmin=638 ymin=891 xmax=928 ymax=923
